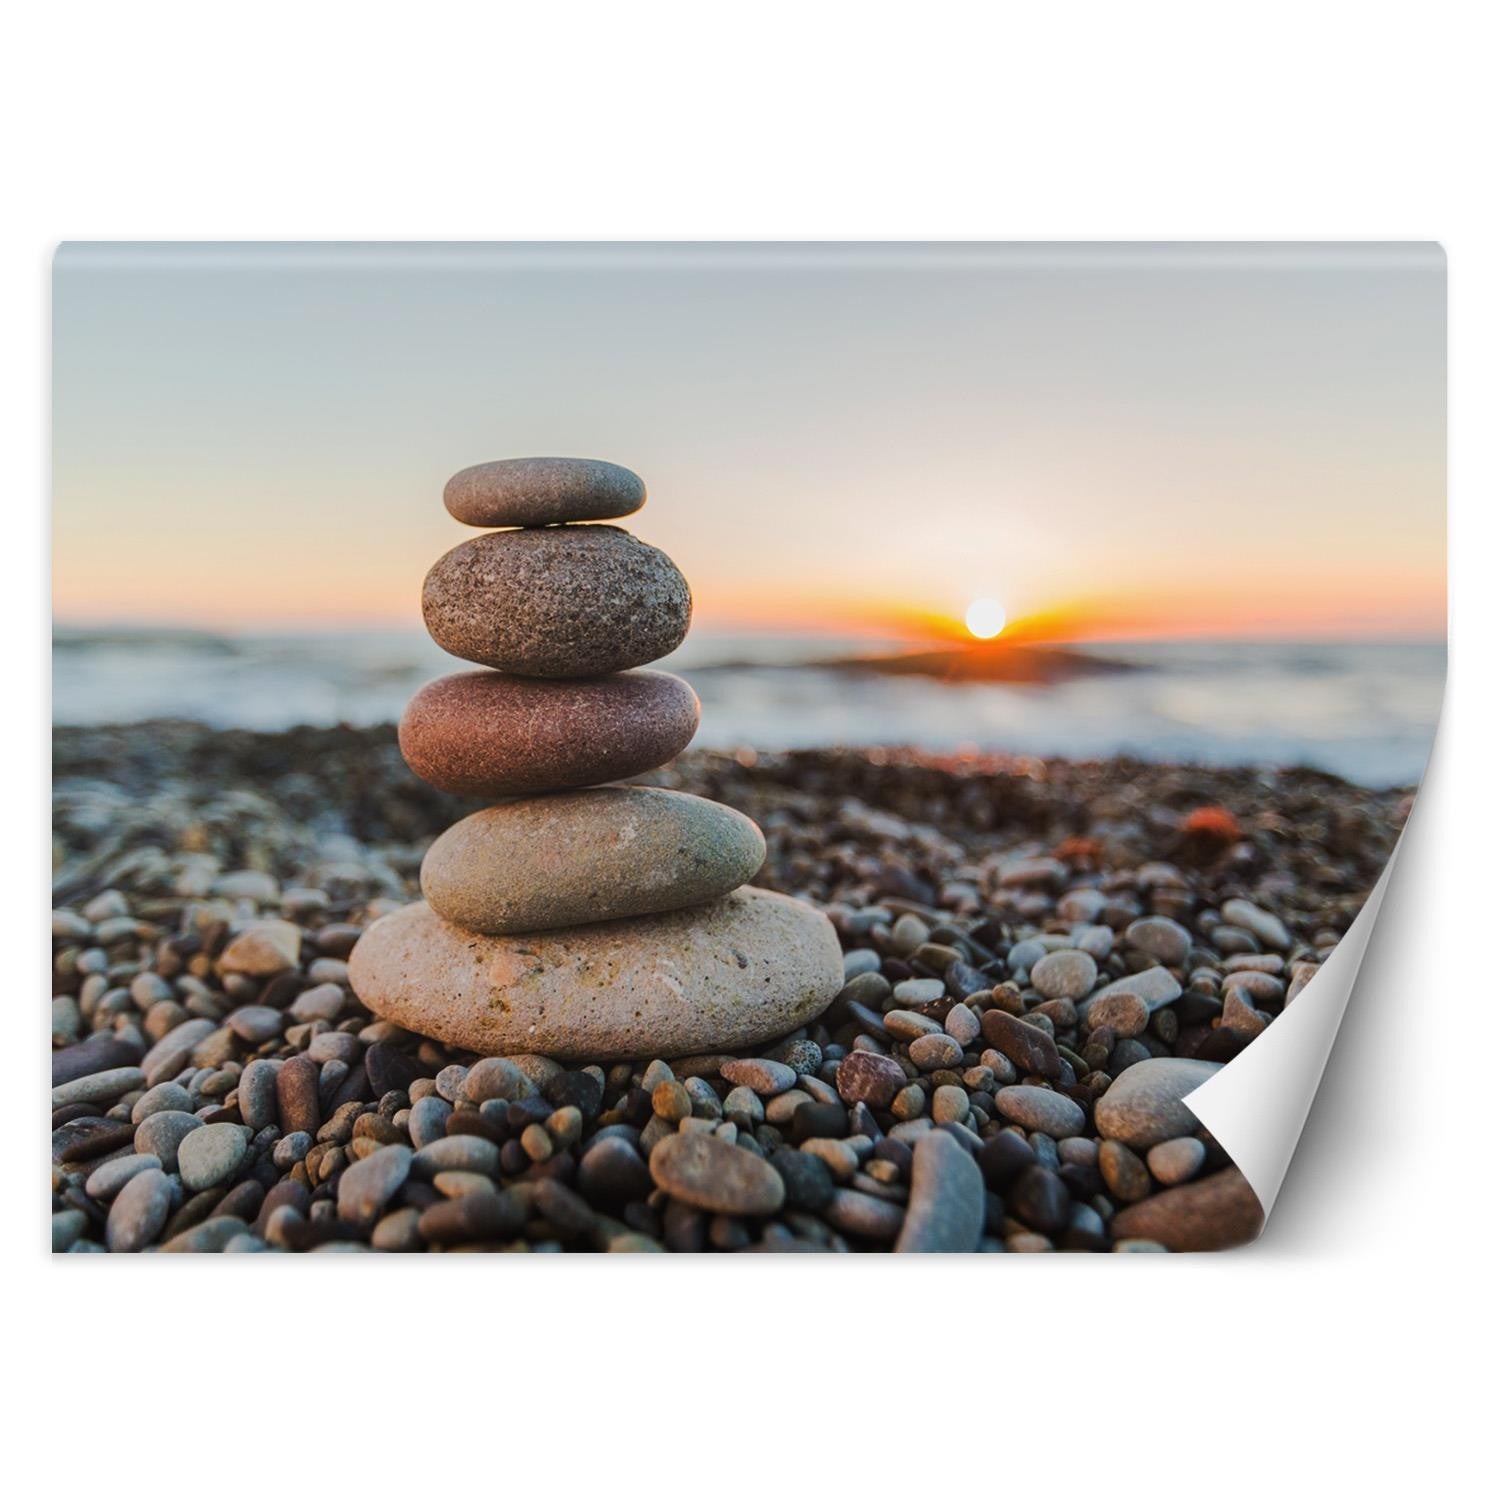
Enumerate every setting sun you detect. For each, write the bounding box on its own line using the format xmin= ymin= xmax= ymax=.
xmin=965 ymin=597 xmax=1007 ymax=640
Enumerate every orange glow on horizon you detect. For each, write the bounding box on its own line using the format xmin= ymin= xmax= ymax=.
xmin=690 ymin=576 xmax=1446 ymax=647
xmin=53 ymin=546 xmax=1446 ymax=645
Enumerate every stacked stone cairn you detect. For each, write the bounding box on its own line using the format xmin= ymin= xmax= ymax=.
xmin=351 ymin=457 xmax=843 ymax=1060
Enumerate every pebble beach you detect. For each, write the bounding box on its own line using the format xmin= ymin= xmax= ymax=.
xmin=51 ymin=720 xmax=1410 ymax=1254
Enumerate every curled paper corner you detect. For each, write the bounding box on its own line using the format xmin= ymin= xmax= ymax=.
xmin=1182 ymin=829 xmax=1407 ymax=1218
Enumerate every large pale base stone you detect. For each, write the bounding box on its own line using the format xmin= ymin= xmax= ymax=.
xmin=349 ymin=887 xmax=842 ymax=1061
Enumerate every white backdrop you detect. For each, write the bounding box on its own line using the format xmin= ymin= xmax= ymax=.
xmin=7 ymin=4 xmax=1491 ymax=1496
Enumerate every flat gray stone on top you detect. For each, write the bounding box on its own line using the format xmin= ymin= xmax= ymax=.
xmin=443 ymin=456 xmax=645 ymax=529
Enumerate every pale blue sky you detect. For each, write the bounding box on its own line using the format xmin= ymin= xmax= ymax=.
xmin=53 ymin=243 xmax=1445 ymax=639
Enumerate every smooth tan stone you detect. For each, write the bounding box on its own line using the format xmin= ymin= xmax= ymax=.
xmin=348 ymin=888 xmax=843 ymax=1061
xmin=399 ymin=669 xmax=699 ymax=797
xmin=217 ymin=920 xmax=302 ymax=977
xmin=422 ymin=525 xmax=691 ymax=677
xmin=444 ymin=457 xmax=645 ymax=529
xmin=422 ymin=788 xmax=765 ymax=934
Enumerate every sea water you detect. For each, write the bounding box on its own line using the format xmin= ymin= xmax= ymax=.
xmin=51 ymin=628 xmax=1444 ymax=788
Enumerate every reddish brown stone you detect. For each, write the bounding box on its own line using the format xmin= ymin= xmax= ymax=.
xmin=834 ymin=1051 xmax=907 ymax=1110
xmin=398 ymin=668 xmax=699 ymax=797
xmin=981 ymin=1008 xmax=1062 ymax=1079
xmin=275 ymin=1055 xmax=321 ymax=1137
xmin=1109 ymin=1166 xmax=1265 ymax=1250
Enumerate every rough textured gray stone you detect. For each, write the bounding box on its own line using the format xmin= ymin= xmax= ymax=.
xmin=421 ymin=524 xmax=691 ymax=677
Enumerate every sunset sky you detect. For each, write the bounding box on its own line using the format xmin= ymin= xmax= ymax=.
xmin=52 ymin=243 xmax=1445 ymax=642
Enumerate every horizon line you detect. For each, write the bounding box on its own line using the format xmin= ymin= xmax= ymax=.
xmin=51 ymin=616 xmax=1448 ymax=650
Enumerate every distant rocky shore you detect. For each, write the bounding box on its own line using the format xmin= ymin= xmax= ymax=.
xmin=51 ymin=721 xmax=1410 ymax=1253
xmin=692 ymin=639 xmax=1137 ymax=684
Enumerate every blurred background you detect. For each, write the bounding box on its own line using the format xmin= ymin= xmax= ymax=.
xmin=52 ymin=244 xmax=1446 ymax=787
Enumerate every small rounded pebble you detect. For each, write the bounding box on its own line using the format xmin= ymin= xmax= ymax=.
xmin=1147 ymin=1136 xmax=1208 ymax=1185
xmin=85 ymin=1152 xmax=162 ymax=1201
xmin=835 ymin=1052 xmax=907 ymax=1109
xmin=133 ymin=1110 xmax=202 ymax=1173
xmin=1083 ymin=991 xmax=1149 ymax=1038
xmin=177 ymin=1122 xmax=249 ymax=1192
xmin=719 ymin=1058 xmax=797 ymax=1096
xmin=908 ymin=1032 xmax=964 ymax=1071
xmin=1030 ymin=949 xmax=1097 ymax=1001
xmin=649 ymin=1133 xmax=785 ymax=1216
